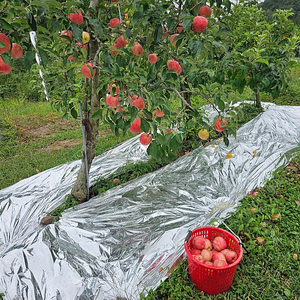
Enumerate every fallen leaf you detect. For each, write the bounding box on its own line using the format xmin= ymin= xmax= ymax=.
xmin=271 ymin=213 xmax=280 ymax=220
xmin=35 ymin=169 xmax=40 ymax=173
xmin=295 ymin=201 xmax=300 ymax=206
xmin=159 ymin=267 xmax=164 ymax=273
xmin=256 ymin=237 xmax=264 ymax=245
xmin=286 ymin=164 xmax=298 ymax=172
xmin=226 ymin=153 xmax=233 ymax=159
xmin=293 ymin=253 xmax=298 ymax=259
xmin=250 ymin=208 xmax=257 ymax=214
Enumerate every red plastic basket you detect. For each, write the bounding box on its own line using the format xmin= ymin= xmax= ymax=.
xmin=184 ymin=226 xmax=243 ymax=295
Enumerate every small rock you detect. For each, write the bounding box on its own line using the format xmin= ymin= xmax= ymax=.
xmin=40 ymin=216 xmax=56 ymax=225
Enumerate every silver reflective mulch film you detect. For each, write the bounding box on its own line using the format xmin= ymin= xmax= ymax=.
xmin=1 ymin=104 xmax=300 ymax=299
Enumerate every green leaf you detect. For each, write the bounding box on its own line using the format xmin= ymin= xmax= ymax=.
xmin=116 ymin=55 xmax=126 ymax=68
xmin=154 ymin=24 xmax=163 ymax=43
xmin=126 ymin=28 xmax=131 ymax=38
xmin=147 ymin=141 xmax=158 ymax=158
xmin=170 ymin=136 xmax=181 ymax=152
xmin=30 ymin=0 xmax=49 ymax=9
xmin=182 ymin=18 xmax=192 ymax=30
xmin=224 ymin=136 xmax=229 ymax=147
xmin=141 ymin=118 xmax=150 ymax=133
xmin=71 ymin=23 xmax=82 ymax=42
xmin=89 ymin=18 xmax=103 ymax=36
xmin=167 ymin=17 xmax=175 ymax=31
xmin=255 ymin=59 xmax=269 ymax=66
xmin=1 ymin=19 xmax=13 ymax=31
xmin=45 ymin=0 xmax=61 ymax=9
xmin=38 ymin=48 xmax=48 ymax=68
xmin=91 ymin=109 xmax=102 ymax=120
xmin=1 ymin=54 xmax=11 ymax=65
xmin=70 ymin=108 xmax=78 ymax=119
xmin=24 ymin=50 xmax=36 ymax=70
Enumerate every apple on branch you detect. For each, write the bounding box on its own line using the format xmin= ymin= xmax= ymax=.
xmin=11 ymin=43 xmax=23 ymax=59
xmin=0 ymin=33 xmax=11 ymax=54
xmin=0 ymin=56 xmax=12 ymax=75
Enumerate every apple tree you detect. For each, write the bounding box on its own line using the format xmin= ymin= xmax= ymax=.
xmin=1 ymin=0 xmax=297 ymax=202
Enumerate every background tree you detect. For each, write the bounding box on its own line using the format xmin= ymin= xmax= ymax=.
xmin=260 ymin=0 xmax=300 ymax=25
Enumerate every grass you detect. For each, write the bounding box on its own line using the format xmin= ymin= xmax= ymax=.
xmin=141 ymin=158 xmax=300 ymax=299
xmin=0 ymin=99 xmax=134 ymax=190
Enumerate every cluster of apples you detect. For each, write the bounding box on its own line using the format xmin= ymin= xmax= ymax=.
xmin=0 ymin=33 xmax=23 ymax=75
xmin=190 ymin=235 xmax=238 ymax=267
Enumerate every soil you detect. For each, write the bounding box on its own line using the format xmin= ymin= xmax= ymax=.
xmin=11 ymin=114 xmax=111 ymax=152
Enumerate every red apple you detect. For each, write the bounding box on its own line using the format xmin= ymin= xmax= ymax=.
xmin=162 ymin=25 xmax=168 ymax=39
xmin=139 ymin=133 xmax=152 ymax=145
xmin=177 ymin=22 xmax=183 ymax=33
xmin=213 ymin=236 xmax=227 ymax=252
xmin=193 ymin=254 xmax=204 ymax=263
xmin=193 ymin=236 xmax=206 ymax=250
xmin=115 ymin=36 xmax=127 ymax=48
xmin=204 ymin=238 xmax=212 ymax=250
xmin=0 ymin=33 xmax=11 ymax=54
xmin=132 ymin=42 xmax=143 ymax=56
xmin=68 ymin=11 xmax=83 ymax=25
xmin=214 ymin=259 xmax=228 ymax=267
xmin=0 ymin=56 xmax=12 ymax=75
xmin=201 ymin=249 xmax=213 ymax=262
xmin=68 ymin=55 xmax=76 ymax=61
xmin=199 ymin=6 xmax=212 ymax=18
xmin=155 ymin=109 xmax=164 ymax=117
xmin=214 ymin=118 xmax=227 ymax=133
xmin=81 ymin=62 xmax=96 ymax=78
xmin=129 ymin=118 xmax=142 ymax=134
xmin=11 ymin=43 xmax=23 ymax=59
xmin=110 ymin=44 xmax=118 ymax=55
xmin=167 ymin=60 xmax=181 ymax=75
xmin=60 ymin=30 xmax=73 ymax=41
xmin=166 ymin=129 xmax=174 ymax=135
xmin=107 ymin=84 xmax=120 ymax=95
xmin=190 ymin=248 xmax=202 ymax=256
xmin=221 ymin=248 xmax=230 ymax=256
xmin=170 ymin=34 xmax=179 ymax=46
xmin=115 ymin=106 xmax=124 ymax=114
xmin=106 ymin=95 xmax=119 ymax=108
xmin=75 ymin=42 xmax=88 ymax=50
xmin=148 ymin=53 xmax=158 ymax=64
xmin=212 ymin=252 xmax=226 ymax=262
xmin=204 ymin=261 xmax=214 ymax=266
xmin=225 ymin=250 xmax=238 ymax=264
xmin=192 ymin=16 xmax=208 ymax=33
xmin=110 ymin=18 xmax=121 ymax=28
xmin=132 ymin=96 xmax=145 ymax=110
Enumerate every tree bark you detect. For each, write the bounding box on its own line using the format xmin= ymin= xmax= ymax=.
xmin=255 ymin=91 xmax=261 ymax=108
xmin=71 ymin=0 xmax=101 ymax=202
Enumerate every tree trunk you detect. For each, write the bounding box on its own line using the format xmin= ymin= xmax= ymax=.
xmin=71 ymin=0 xmax=101 ymax=202
xmin=255 ymin=91 xmax=261 ymax=108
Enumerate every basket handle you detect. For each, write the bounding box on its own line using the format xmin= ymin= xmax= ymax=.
xmin=185 ymin=230 xmax=192 ymax=244
xmin=221 ymin=221 xmax=249 ymax=255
